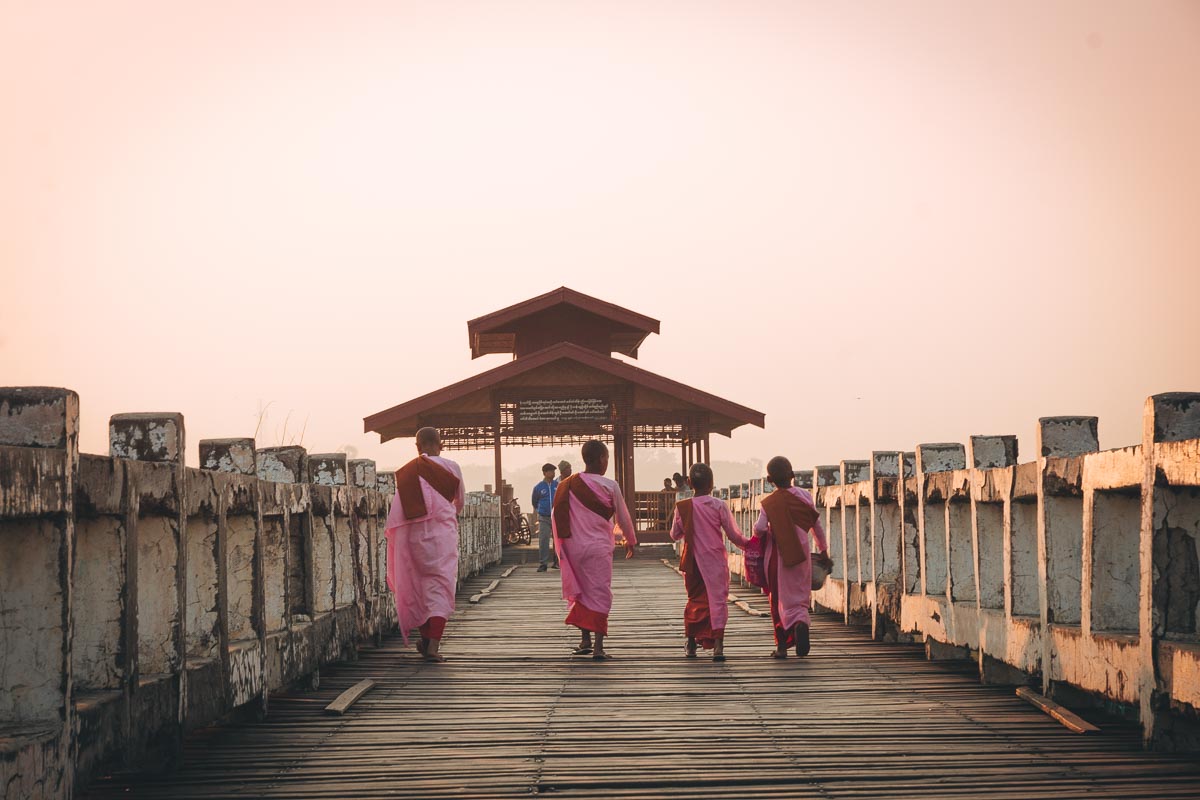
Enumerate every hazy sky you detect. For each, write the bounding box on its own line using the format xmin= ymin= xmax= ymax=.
xmin=3 ymin=1 xmax=1198 ymax=489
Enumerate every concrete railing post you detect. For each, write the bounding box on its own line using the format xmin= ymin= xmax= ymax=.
xmin=108 ymin=411 xmax=187 ymax=765
xmin=308 ymin=453 xmax=355 ymax=662
xmin=968 ymin=435 xmax=1018 ymax=681
xmin=870 ymin=451 xmax=903 ymax=640
xmin=0 ymin=387 xmax=79 ymax=799
xmin=257 ymin=445 xmax=320 ymax=689
xmin=1140 ymin=393 xmax=1200 ymax=748
xmin=1036 ymin=416 xmax=1098 ymax=695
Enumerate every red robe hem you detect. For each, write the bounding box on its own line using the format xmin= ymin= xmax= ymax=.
xmin=565 ymin=602 xmax=609 ymax=635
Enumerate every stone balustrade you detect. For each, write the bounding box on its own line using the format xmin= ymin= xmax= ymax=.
xmin=0 ymin=387 xmax=501 ymax=799
xmin=723 ymin=393 xmax=1200 ymax=751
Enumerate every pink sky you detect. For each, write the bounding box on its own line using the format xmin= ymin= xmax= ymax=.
xmin=3 ymin=1 xmax=1198 ymax=489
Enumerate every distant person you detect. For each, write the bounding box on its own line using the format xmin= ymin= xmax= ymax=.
xmin=661 ymin=478 xmax=675 ymax=492
xmin=531 ymin=463 xmax=560 ymax=572
xmin=384 ymin=427 xmax=465 ymax=663
xmin=553 ymin=440 xmax=637 ymax=661
xmin=673 ymin=472 xmax=693 ymax=500
xmin=558 ymin=460 xmax=573 ymax=480
xmin=670 ymin=463 xmax=752 ymax=662
xmin=754 ymin=456 xmax=832 ymax=658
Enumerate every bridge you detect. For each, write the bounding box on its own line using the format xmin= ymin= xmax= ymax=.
xmin=2 ymin=387 xmax=1200 ymax=798
xmin=82 ymin=556 xmax=1200 ymax=799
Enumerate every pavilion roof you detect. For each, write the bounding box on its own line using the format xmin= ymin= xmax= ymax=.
xmin=363 ymin=342 xmax=764 ymax=444
xmin=466 ymin=286 xmax=660 ymax=359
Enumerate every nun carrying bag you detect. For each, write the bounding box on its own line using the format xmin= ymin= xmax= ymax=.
xmin=743 ymin=533 xmax=768 ymax=589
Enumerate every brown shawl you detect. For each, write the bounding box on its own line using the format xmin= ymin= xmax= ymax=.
xmin=552 ymin=473 xmax=614 ymax=539
xmin=760 ymin=488 xmax=819 ymax=568
xmin=676 ymin=498 xmax=697 ymax=573
xmin=394 ymin=455 xmax=460 ymax=520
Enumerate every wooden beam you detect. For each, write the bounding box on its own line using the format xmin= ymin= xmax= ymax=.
xmin=1015 ymin=687 xmax=1100 ymax=734
xmin=324 ymin=679 xmax=375 ymax=715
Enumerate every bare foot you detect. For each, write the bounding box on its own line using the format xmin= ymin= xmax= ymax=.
xmin=417 ymin=638 xmax=429 ymax=656
xmin=794 ymin=622 xmax=811 ymax=657
xmin=684 ymin=638 xmax=698 ymax=658
xmin=424 ymin=640 xmax=446 ymax=663
xmin=770 ymin=646 xmax=788 ymax=659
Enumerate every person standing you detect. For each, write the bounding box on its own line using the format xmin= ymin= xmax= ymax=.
xmin=754 ymin=456 xmax=832 ymax=658
xmin=384 ymin=427 xmax=465 ymax=663
xmin=531 ymin=463 xmax=560 ymax=572
xmin=670 ymin=463 xmax=752 ymax=662
xmin=552 ymin=440 xmax=637 ymax=660
xmin=558 ymin=460 xmax=573 ymax=480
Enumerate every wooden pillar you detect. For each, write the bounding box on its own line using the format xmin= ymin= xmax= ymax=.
xmin=620 ymin=426 xmax=636 ymax=537
xmin=492 ymin=422 xmax=502 ymax=495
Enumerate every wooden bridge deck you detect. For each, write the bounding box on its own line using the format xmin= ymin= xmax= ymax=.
xmin=84 ymin=554 xmax=1200 ymax=799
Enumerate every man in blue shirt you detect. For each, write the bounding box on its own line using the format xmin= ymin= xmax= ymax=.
xmin=532 ymin=463 xmax=559 ymax=571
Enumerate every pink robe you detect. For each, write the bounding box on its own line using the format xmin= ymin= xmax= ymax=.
xmin=753 ymin=486 xmax=828 ymax=630
xmin=669 ymin=495 xmax=752 ymax=635
xmin=552 ymin=473 xmax=637 ymax=629
xmin=384 ymin=455 xmax=465 ymax=645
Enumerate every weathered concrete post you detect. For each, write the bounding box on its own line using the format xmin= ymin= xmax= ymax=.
xmin=1139 ymin=393 xmax=1200 ymax=748
xmin=915 ymin=444 xmax=965 ymax=600
xmin=257 ymin=446 xmax=319 ymax=690
xmin=914 ymin=444 xmax=966 ymax=659
xmin=308 ymin=453 xmax=356 ymax=661
xmin=841 ymin=460 xmax=870 ymax=595
xmin=0 ymin=387 xmax=79 ymax=799
xmin=812 ymin=465 xmax=844 ymax=618
xmin=968 ymin=435 xmax=1018 ymax=682
xmin=377 ymin=471 xmax=396 ymax=604
xmin=870 ymin=451 xmax=903 ymax=640
xmin=899 ymin=452 xmax=920 ymax=596
xmin=108 ymin=411 xmax=187 ymax=765
xmin=348 ymin=459 xmax=378 ymax=642
xmin=198 ymin=438 xmax=270 ymax=718
xmin=1036 ymin=416 xmax=1099 ymax=696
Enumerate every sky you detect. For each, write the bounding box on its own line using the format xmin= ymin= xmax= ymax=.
xmin=3 ymin=0 xmax=1198 ymax=491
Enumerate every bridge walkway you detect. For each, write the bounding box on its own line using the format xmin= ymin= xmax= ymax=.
xmin=83 ymin=555 xmax=1200 ymax=799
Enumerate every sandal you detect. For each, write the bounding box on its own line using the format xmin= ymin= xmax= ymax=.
xmin=572 ymin=646 xmax=594 ymax=655
xmin=592 ymin=652 xmax=613 ymax=661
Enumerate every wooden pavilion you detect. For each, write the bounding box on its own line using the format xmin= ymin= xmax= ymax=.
xmin=363 ymin=287 xmax=764 ymax=541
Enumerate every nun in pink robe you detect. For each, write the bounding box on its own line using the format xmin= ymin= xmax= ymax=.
xmin=669 ymin=493 xmax=752 ymax=651
xmin=384 ymin=454 xmax=465 ymax=646
xmin=552 ymin=471 xmax=637 ymax=637
xmin=753 ymin=485 xmax=828 ymax=651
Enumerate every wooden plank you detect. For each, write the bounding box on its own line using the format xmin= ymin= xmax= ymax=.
xmin=1015 ymin=687 xmax=1101 ymax=734
xmin=323 ymin=679 xmax=375 ymax=716
xmin=470 ymin=578 xmax=502 ymax=603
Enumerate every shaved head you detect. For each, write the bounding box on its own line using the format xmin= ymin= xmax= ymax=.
xmin=766 ymin=456 xmax=794 ymax=488
xmin=581 ymin=439 xmax=608 ymax=471
xmin=416 ymin=427 xmax=442 ymax=456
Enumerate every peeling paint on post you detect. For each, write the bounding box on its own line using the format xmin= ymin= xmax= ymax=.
xmin=349 ymin=459 xmax=377 ymax=489
xmin=308 ymin=453 xmax=348 ymax=487
xmin=199 ymin=438 xmax=257 ymax=475
xmin=257 ymin=446 xmax=309 ymax=484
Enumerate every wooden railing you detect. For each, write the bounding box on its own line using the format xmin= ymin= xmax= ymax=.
xmin=632 ymin=490 xmax=677 ymax=543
